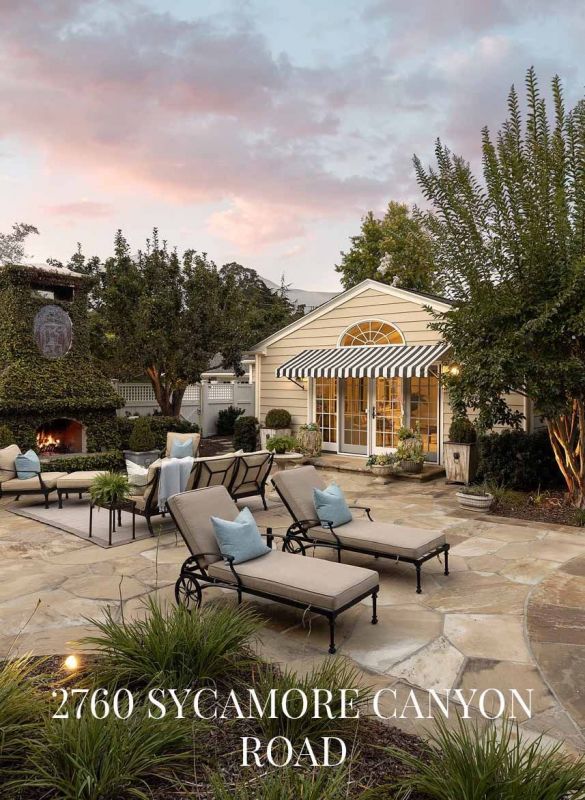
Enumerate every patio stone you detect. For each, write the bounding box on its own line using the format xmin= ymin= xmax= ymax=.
xmin=387 ymin=636 xmax=465 ymax=693
xmin=449 ymin=537 xmax=505 ymax=558
xmin=444 ymin=614 xmax=532 ymax=663
xmin=521 ymin=706 xmax=585 ymax=752
xmin=500 ymin=558 xmax=559 ymax=584
xmin=425 ymin=573 xmax=530 ymax=614
xmin=497 ymin=539 xmax=585 ymax=563
xmin=62 ymin=574 xmax=149 ymax=601
xmin=464 ymin=554 xmax=508 ymax=574
xmin=530 ymin=643 xmax=585 ymax=730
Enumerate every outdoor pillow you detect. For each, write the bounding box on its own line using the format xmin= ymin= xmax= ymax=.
xmin=15 ymin=449 xmax=41 ymax=480
xmin=211 ymin=506 xmax=271 ymax=565
xmin=313 ymin=482 xmax=353 ymax=528
xmin=126 ymin=459 xmax=149 ymax=496
xmin=170 ymin=439 xmax=193 ymax=459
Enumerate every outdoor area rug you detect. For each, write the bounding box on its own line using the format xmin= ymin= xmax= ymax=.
xmin=7 ymin=497 xmax=177 ymax=548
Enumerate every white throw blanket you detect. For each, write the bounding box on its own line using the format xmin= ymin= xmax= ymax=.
xmin=158 ymin=457 xmax=194 ymax=511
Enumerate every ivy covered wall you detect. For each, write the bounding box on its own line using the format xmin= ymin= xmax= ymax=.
xmin=0 ymin=264 xmax=123 ymax=450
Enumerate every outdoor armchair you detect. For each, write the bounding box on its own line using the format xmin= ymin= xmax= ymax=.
xmin=164 ymin=432 xmax=201 ymax=458
xmin=127 ymin=462 xmax=168 ymax=536
xmin=186 ymin=453 xmax=240 ymax=492
xmin=230 ymin=450 xmax=274 ymax=509
xmin=271 ymin=465 xmax=449 ymax=594
xmin=166 ymin=485 xmax=379 ymax=654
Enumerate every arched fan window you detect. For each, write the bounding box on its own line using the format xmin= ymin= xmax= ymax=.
xmin=340 ymin=320 xmax=404 ymax=347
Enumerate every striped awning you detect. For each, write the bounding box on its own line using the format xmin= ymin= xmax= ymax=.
xmin=276 ymin=343 xmax=451 ymax=379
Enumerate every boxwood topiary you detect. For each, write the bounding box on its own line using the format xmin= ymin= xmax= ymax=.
xmin=233 ymin=416 xmax=259 ymax=452
xmin=448 ymin=416 xmax=477 ymax=444
xmin=128 ymin=417 xmax=157 ymax=452
xmin=264 ymin=408 xmax=292 ymax=429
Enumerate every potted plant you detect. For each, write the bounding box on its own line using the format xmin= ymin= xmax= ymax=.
xmin=444 ymin=415 xmax=478 ymax=484
xmin=123 ymin=417 xmax=160 ymax=467
xmin=266 ymin=435 xmax=297 ymax=455
xmin=456 ymin=484 xmax=493 ymax=511
xmin=395 ymin=424 xmax=426 ymax=474
xmin=90 ymin=471 xmax=130 ymax=508
xmin=297 ymin=423 xmax=322 ymax=457
xmin=260 ymin=408 xmax=292 ymax=449
xmin=366 ymin=453 xmax=396 ymax=483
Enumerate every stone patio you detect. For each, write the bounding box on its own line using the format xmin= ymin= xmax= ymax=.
xmin=1 ymin=470 xmax=584 ymax=751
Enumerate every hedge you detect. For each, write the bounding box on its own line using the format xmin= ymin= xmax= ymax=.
xmin=41 ymin=451 xmax=125 ymax=473
xmin=233 ymin=416 xmax=259 ymax=452
xmin=476 ymin=429 xmax=562 ymax=491
xmin=216 ymin=406 xmax=244 ymax=436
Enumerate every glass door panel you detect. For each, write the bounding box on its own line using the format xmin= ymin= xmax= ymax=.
xmin=373 ymin=377 xmax=403 ymax=453
xmin=315 ymin=377 xmax=337 ymax=448
xmin=410 ymin=375 xmax=439 ymax=462
xmin=341 ymin=378 xmax=368 ymax=454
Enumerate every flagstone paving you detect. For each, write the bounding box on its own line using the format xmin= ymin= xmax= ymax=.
xmin=1 ymin=470 xmax=585 ymax=751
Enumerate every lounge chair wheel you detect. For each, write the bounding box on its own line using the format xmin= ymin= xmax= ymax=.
xmin=175 ymin=575 xmax=202 ymax=610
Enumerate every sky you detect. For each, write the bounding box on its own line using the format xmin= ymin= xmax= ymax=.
xmin=1 ymin=1 xmax=584 ymax=291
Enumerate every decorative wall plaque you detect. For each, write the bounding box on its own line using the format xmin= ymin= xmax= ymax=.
xmin=33 ymin=305 xmax=73 ymax=360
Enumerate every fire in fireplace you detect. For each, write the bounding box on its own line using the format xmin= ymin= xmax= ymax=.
xmin=36 ymin=418 xmax=85 ymax=455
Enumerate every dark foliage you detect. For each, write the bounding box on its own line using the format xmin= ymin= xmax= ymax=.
xmin=233 ymin=416 xmax=259 ymax=452
xmin=128 ymin=416 xmax=156 ymax=452
xmin=477 ymin=429 xmax=562 ymax=491
xmin=264 ymin=408 xmax=292 ymax=429
xmin=448 ymin=416 xmax=477 ymax=444
xmin=216 ymin=406 xmax=244 ymax=436
xmin=0 ymin=424 xmax=14 ymax=448
xmin=41 ymin=451 xmax=124 ymax=473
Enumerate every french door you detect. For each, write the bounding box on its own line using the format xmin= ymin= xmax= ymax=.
xmin=371 ymin=377 xmax=403 ymax=454
xmin=340 ymin=377 xmax=368 ymax=454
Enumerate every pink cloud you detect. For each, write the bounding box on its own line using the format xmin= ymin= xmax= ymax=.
xmin=44 ymin=200 xmax=113 ymax=218
xmin=207 ymin=199 xmax=307 ymax=250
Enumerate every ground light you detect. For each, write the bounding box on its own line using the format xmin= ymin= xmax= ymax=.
xmin=63 ymin=654 xmax=79 ymax=671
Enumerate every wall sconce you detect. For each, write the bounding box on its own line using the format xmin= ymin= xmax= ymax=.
xmin=442 ymin=364 xmax=460 ymax=377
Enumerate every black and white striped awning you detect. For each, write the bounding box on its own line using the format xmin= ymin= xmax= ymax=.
xmin=276 ymin=343 xmax=451 ymax=379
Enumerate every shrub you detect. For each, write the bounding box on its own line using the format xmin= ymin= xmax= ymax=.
xmin=0 ymin=424 xmax=14 ymax=448
xmin=384 ymin=715 xmax=585 ymax=799
xmin=448 ymin=415 xmax=477 ymax=443
xmin=0 ymin=657 xmax=41 ymax=786
xmin=265 ymin=408 xmax=292 ymax=429
xmin=266 ymin=435 xmax=297 ymax=454
xmin=233 ymin=416 xmax=259 ymax=452
xmin=366 ymin=453 xmax=396 ymax=467
xmin=81 ymin=598 xmax=261 ymax=690
xmin=216 ymin=406 xmax=244 ymax=436
xmin=458 ymin=483 xmax=490 ymax=496
xmin=89 ymin=472 xmax=130 ymax=506
xmin=116 ymin=416 xmax=199 ymax=450
xmin=127 ymin=416 xmax=157 ymax=452
xmin=42 ymin=451 xmax=125 ymax=473
xmin=211 ymin=767 xmax=348 ymax=800
xmin=252 ymin=659 xmax=368 ymax=749
xmin=23 ymin=708 xmax=195 ymax=800
xmin=477 ymin=429 xmax=561 ymax=491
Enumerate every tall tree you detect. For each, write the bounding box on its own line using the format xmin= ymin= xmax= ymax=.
xmin=336 ymin=202 xmax=439 ymax=292
xmin=0 ymin=223 xmax=38 ymax=264
xmin=415 ymin=69 xmax=585 ymax=506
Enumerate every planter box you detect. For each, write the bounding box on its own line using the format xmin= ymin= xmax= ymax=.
xmin=123 ymin=449 xmax=160 ymax=468
xmin=456 ymin=491 xmax=493 ymax=512
xmin=297 ymin=428 xmax=322 ymax=457
xmin=400 ymin=459 xmax=423 ymax=474
xmin=260 ymin=427 xmax=291 ymax=449
xmin=444 ymin=442 xmax=478 ymax=484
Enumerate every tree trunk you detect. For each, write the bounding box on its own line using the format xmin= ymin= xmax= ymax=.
xmin=145 ymin=367 xmax=186 ymax=417
xmin=547 ymin=400 xmax=585 ymax=507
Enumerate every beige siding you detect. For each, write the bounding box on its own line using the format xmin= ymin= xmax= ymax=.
xmin=442 ymin=390 xmax=528 ymax=444
xmin=259 ymin=288 xmax=441 ymax=429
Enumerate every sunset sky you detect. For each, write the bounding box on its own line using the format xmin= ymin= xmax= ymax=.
xmin=1 ymin=0 xmax=584 ymax=289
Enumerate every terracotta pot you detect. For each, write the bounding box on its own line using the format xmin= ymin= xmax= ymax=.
xmin=456 ymin=491 xmax=494 ymax=511
xmin=400 ymin=459 xmax=423 ymax=474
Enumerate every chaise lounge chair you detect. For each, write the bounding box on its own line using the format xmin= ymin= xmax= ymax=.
xmin=166 ymin=485 xmax=379 ymax=654
xmin=271 ymin=465 xmax=449 ymax=594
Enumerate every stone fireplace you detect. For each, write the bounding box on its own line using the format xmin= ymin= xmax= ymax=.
xmin=36 ymin=418 xmax=86 ymax=455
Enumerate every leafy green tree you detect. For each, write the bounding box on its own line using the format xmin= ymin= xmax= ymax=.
xmin=415 ymin=69 xmax=585 ymax=506
xmin=0 ymin=223 xmax=38 ymax=264
xmin=336 ymin=202 xmax=438 ymax=292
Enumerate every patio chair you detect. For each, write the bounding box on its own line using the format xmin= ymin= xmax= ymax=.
xmin=127 ymin=462 xmax=168 ymax=536
xmin=230 ymin=450 xmax=274 ymax=509
xmin=164 ymin=432 xmax=201 ymax=458
xmin=0 ymin=444 xmax=66 ymax=509
xmin=271 ymin=465 xmax=449 ymax=594
xmin=166 ymin=485 xmax=379 ymax=654
xmin=186 ymin=453 xmax=240 ymax=491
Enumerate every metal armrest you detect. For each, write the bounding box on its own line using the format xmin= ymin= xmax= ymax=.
xmin=349 ymin=504 xmax=373 ymax=520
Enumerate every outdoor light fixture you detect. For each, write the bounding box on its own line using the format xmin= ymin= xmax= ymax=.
xmin=63 ymin=654 xmax=79 ymax=671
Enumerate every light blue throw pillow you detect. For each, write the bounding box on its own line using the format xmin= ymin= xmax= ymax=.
xmin=170 ymin=439 xmax=193 ymax=458
xmin=15 ymin=449 xmax=41 ymax=480
xmin=211 ymin=506 xmax=271 ymax=565
xmin=313 ymin=483 xmax=353 ymax=527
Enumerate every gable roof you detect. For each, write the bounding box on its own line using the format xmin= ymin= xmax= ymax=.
xmin=250 ymin=278 xmax=453 ymax=353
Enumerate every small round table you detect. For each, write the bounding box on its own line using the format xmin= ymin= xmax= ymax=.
xmin=89 ymin=498 xmax=136 ymax=546
xmin=272 ymin=452 xmax=304 ymax=472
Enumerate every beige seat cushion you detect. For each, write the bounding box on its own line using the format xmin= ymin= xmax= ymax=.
xmin=56 ymin=470 xmax=106 ymax=490
xmin=167 ymin=485 xmax=239 ymax=565
xmin=165 ymin=432 xmax=201 ymax=458
xmin=315 ymin=520 xmax=446 ymax=560
xmin=271 ymin=465 xmax=326 ymax=522
xmin=0 ymin=444 xmax=21 ymax=483
xmin=1 ymin=472 xmax=66 ymax=492
xmin=208 ymin=549 xmax=378 ymax=611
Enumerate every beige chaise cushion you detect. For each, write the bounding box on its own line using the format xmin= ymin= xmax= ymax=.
xmin=165 ymin=432 xmax=201 ymax=458
xmin=0 ymin=444 xmax=21 ymax=483
xmin=208 ymin=549 xmax=378 ymax=611
xmin=56 ymin=470 xmax=105 ymax=490
xmin=167 ymin=485 xmax=238 ymax=565
xmin=231 ymin=450 xmax=272 ymax=496
xmin=315 ymin=520 xmax=446 ymax=560
xmin=1 ymin=471 xmax=66 ymax=492
xmin=271 ymin=465 xmax=326 ymax=522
